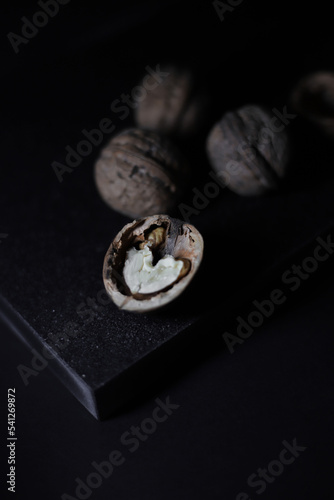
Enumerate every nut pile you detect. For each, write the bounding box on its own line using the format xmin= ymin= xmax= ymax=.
xmin=93 ymin=63 xmax=333 ymax=312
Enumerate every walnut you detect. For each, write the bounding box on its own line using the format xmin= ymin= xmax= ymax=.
xmin=206 ymin=104 xmax=290 ymax=196
xmin=134 ymin=64 xmax=209 ymax=137
xmin=94 ymin=128 xmax=189 ymax=218
xmin=290 ymin=71 xmax=334 ymax=137
xmin=103 ymin=214 xmax=204 ymax=312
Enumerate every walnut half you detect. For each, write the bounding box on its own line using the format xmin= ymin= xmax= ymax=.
xmin=103 ymin=214 xmax=204 ymax=312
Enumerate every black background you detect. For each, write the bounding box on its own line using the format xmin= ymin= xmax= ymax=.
xmin=1 ymin=1 xmax=334 ymax=499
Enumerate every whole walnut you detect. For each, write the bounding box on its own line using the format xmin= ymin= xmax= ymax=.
xmin=94 ymin=128 xmax=189 ymax=218
xmin=290 ymin=71 xmax=334 ymax=137
xmin=206 ymin=104 xmax=290 ymax=196
xmin=134 ymin=64 xmax=209 ymax=137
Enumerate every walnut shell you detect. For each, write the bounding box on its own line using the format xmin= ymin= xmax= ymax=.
xmin=103 ymin=214 xmax=204 ymax=312
xmin=290 ymin=71 xmax=334 ymax=137
xmin=206 ymin=104 xmax=290 ymax=196
xmin=134 ymin=65 xmax=209 ymax=137
xmin=94 ymin=128 xmax=189 ymax=218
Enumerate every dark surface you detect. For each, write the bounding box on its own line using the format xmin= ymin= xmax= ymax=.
xmin=1 ymin=246 xmax=334 ymax=500
xmin=1 ymin=0 xmax=334 ymax=498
